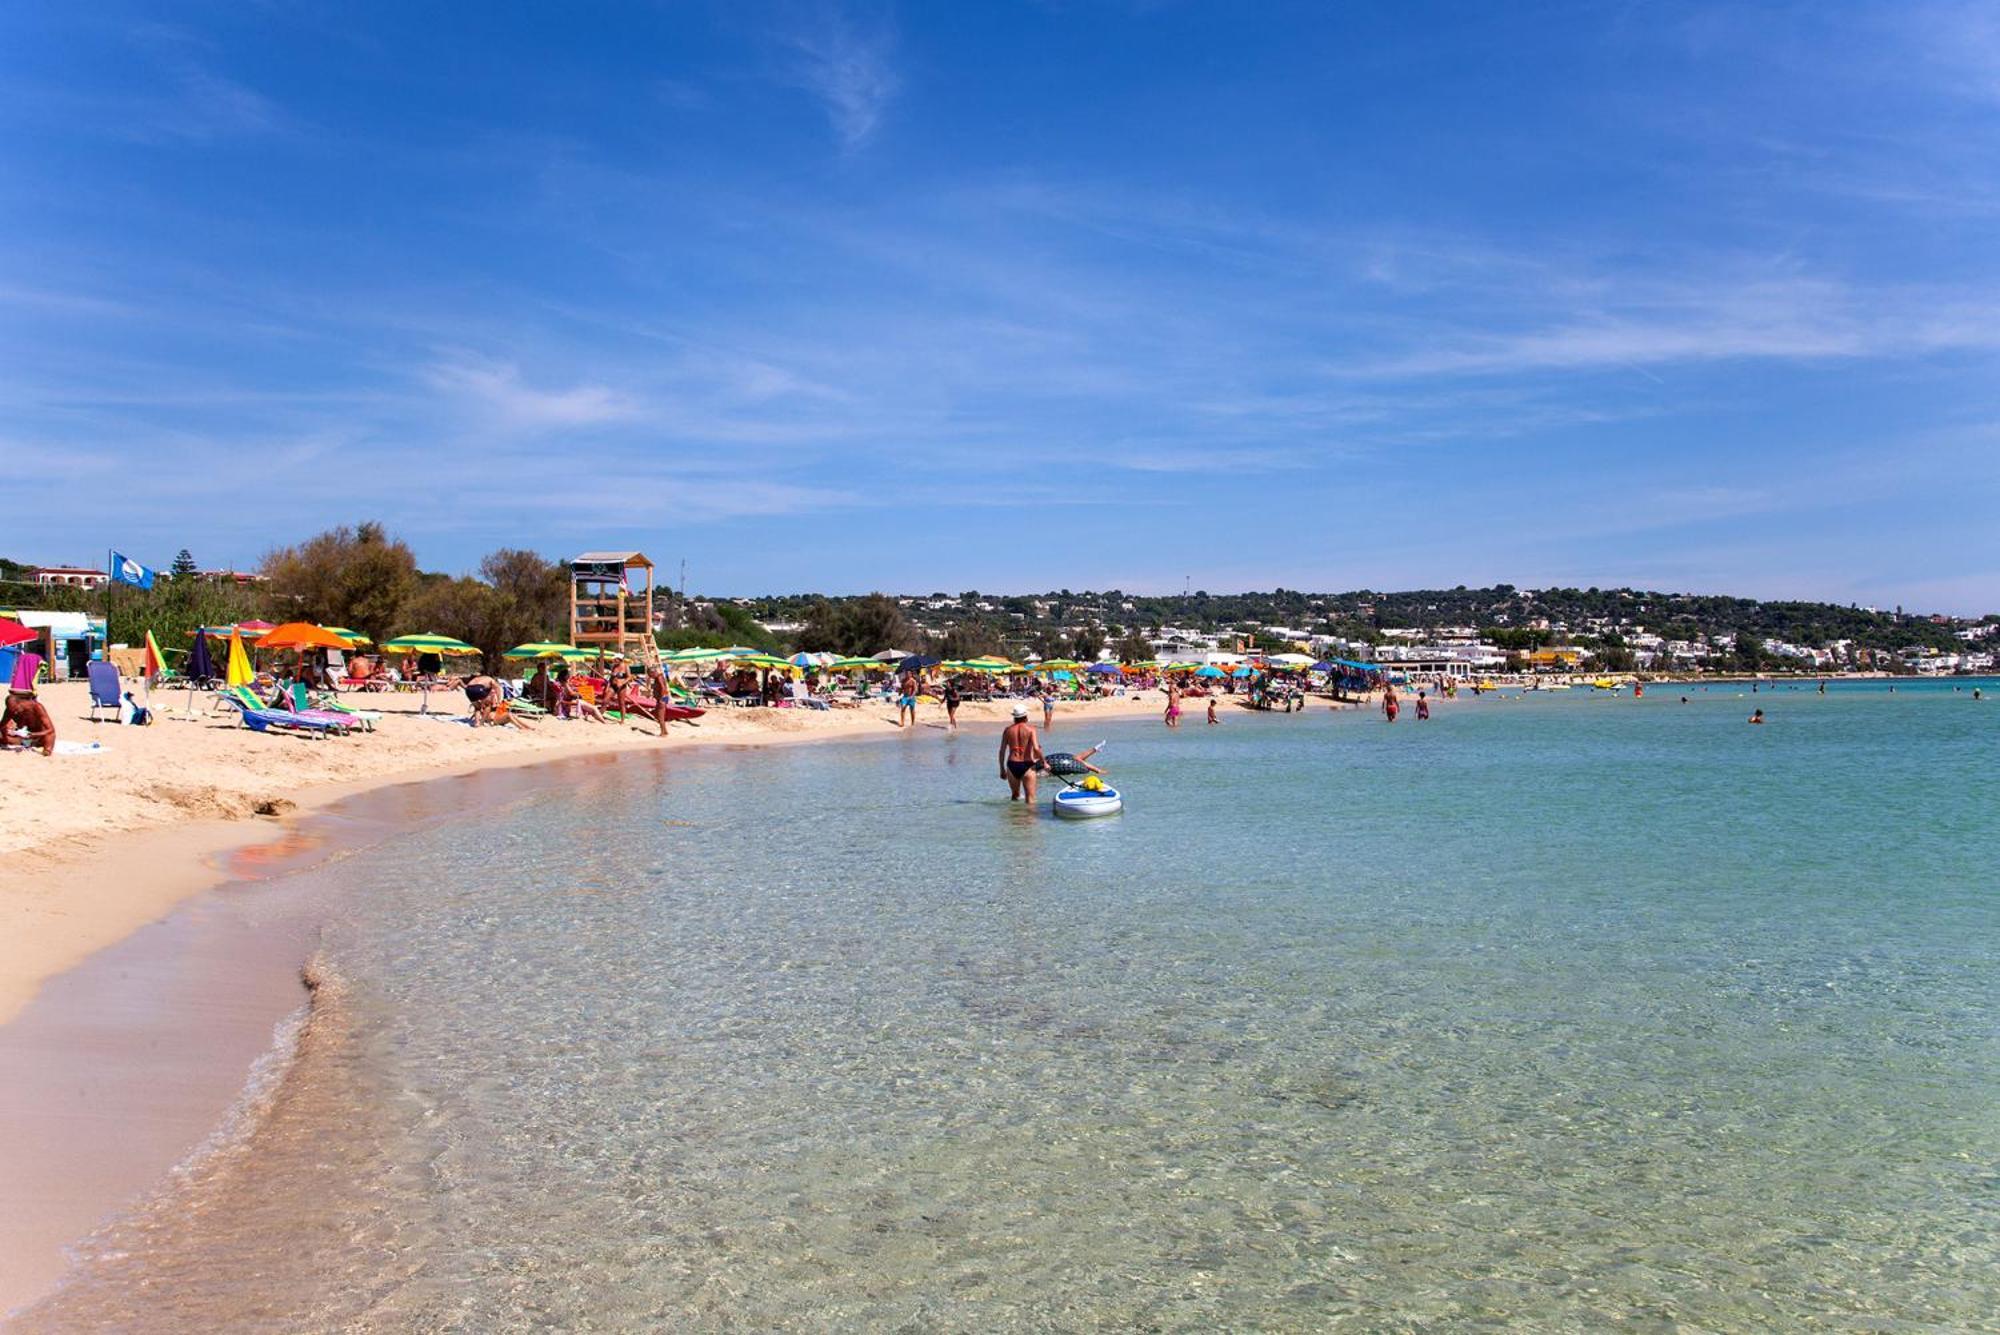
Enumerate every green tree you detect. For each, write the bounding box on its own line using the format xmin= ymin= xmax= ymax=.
xmin=170 ymin=549 xmax=198 ymax=580
xmin=1114 ymin=629 xmax=1153 ymax=662
xmin=261 ymin=521 xmax=418 ymax=643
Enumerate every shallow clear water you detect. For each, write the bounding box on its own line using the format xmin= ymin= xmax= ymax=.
xmin=26 ymin=682 xmax=2000 ymax=1330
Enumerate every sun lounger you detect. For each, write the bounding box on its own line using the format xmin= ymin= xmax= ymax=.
xmin=224 ymin=684 xmax=365 ymax=734
xmin=785 ymin=681 xmax=832 ymax=710
xmin=299 ymin=684 xmax=382 ymax=729
xmin=218 ymin=694 xmax=353 ymax=738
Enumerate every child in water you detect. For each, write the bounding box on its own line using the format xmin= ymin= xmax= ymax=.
xmin=1416 ymin=690 xmax=1430 ymax=721
xmin=1207 ymin=698 xmax=1218 ymax=725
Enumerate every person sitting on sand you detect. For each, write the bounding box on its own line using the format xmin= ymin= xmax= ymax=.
xmin=1207 ymin=697 xmax=1219 ymax=725
xmin=462 ymin=673 xmax=501 ymax=725
xmin=554 ymin=667 xmax=608 ymax=723
xmin=2 ymin=689 xmax=56 ymax=756
xmin=1000 ymin=704 xmax=1043 ymax=802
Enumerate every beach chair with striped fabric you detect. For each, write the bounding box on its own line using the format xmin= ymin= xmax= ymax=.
xmin=216 ymin=692 xmax=353 ymax=738
xmin=224 ymin=684 xmax=364 ymax=735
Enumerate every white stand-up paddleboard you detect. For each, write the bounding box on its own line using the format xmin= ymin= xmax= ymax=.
xmin=1053 ymin=785 xmax=1122 ymax=818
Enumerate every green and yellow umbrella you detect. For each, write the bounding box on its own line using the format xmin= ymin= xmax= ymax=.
xmin=503 ymin=642 xmax=586 ymax=660
xmin=830 ymin=655 xmax=890 ymax=671
xmin=664 ymin=647 xmax=730 ymax=664
xmin=382 ymin=633 xmax=481 ymax=657
xmin=1036 ymin=659 xmax=1082 ymax=672
xmin=959 ymin=656 xmax=1020 ymax=673
xmin=324 ymin=627 xmax=371 ymax=646
xmin=728 ymin=652 xmax=796 ymax=672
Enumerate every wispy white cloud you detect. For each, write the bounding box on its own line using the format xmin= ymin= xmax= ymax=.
xmin=423 ymin=357 xmax=638 ymax=430
xmin=773 ymin=5 xmax=898 ymax=150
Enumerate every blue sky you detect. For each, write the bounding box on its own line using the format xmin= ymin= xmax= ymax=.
xmin=3 ymin=2 xmax=1998 ymax=612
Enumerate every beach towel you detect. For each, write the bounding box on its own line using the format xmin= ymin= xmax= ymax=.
xmin=10 ymin=652 xmax=42 ymax=693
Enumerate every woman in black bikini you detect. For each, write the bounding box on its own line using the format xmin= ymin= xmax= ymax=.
xmin=999 ymin=704 xmax=1043 ymax=802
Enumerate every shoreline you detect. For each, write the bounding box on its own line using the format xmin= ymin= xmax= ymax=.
xmin=0 ymin=690 xmax=1164 ymax=1317
xmin=0 ymin=684 xmax=1166 ymax=1028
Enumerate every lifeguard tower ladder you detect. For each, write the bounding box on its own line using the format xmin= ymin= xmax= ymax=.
xmin=569 ymin=551 xmax=661 ymax=671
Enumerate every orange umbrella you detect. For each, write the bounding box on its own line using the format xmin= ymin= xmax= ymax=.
xmin=256 ymin=622 xmax=355 ymax=651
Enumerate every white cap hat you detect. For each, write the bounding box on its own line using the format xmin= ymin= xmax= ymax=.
xmin=1012 ymin=704 xmax=1028 ymax=718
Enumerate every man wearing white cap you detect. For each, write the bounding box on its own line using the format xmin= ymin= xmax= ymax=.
xmin=999 ymin=703 xmax=1043 ymax=803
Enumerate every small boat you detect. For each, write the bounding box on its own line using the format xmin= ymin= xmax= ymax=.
xmin=1053 ymin=785 xmax=1122 ymax=819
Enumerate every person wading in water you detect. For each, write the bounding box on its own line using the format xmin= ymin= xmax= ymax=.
xmin=1000 ymin=703 xmax=1044 ymax=803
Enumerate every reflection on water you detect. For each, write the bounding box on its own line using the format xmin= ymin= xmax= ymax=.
xmin=23 ymin=684 xmax=2000 ymax=1329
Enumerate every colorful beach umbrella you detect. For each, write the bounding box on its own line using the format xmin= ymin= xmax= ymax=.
xmin=503 ymin=642 xmax=584 ymax=659
xmin=143 ymin=630 xmax=166 ymax=678
xmin=728 ymin=652 xmax=794 ymax=671
xmin=1087 ymin=662 xmax=1122 ymax=676
xmin=323 ymin=627 xmax=371 ymax=646
xmin=1195 ymin=665 xmax=1225 ymax=678
xmin=257 ymin=622 xmax=356 ymax=652
xmin=381 ymin=633 xmax=480 ymax=656
xmin=0 ymin=617 xmax=33 ymax=648
xmin=664 ymin=647 xmax=729 ymax=664
xmin=225 ymin=631 xmax=256 ymax=687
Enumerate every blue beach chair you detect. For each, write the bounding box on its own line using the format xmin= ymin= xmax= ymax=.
xmin=87 ymin=660 xmax=121 ymax=723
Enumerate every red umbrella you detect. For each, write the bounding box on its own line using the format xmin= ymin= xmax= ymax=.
xmin=0 ymin=617 xmax=35 ymax=648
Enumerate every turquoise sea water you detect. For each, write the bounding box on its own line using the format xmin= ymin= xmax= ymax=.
xmin=24 ymin=681 xmax=2000 ymax=1330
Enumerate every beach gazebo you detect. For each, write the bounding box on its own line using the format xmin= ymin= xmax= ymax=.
xmin=569 ymin=552 xmax=656 ymax=662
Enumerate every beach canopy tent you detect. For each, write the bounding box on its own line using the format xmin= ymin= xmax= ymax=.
xmin=257 ymin=622 xmax=356 ymax=652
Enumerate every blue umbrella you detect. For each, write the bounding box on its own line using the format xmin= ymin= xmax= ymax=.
xmin=1231 ymin=666 xmax=1256 ymax=678
xmin=1195 ymin=665 xmax=1224 ymax=678
xmin=1086 ymin=662 xmax=1122 ymax=676
xmin=898 ymin=655 xmax=942 ymax=672
xmin=187 ymin=632 xmax=217 ymax=683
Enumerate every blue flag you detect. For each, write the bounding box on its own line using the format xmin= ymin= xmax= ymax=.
xmin=110 ymin=551 xmax=157 ymax=590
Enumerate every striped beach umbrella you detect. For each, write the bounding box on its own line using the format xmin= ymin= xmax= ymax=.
xmin=381 ymin=633 xmax=480 ymax=656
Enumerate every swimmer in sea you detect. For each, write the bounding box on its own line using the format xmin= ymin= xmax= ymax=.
xmin=1415 ymin=689 xmax=1430 ymax=721
xmin=1749 ymin=708 xmax=1765 ymax=724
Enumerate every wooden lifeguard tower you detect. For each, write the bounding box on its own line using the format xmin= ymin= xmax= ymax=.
xmin=569 ymin=551 xmax=657 ymax=667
